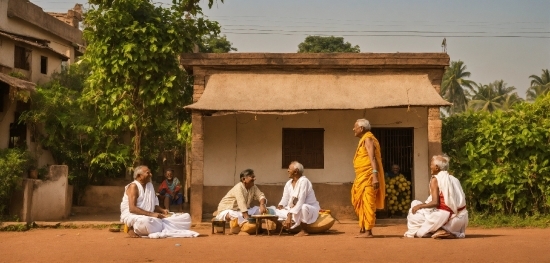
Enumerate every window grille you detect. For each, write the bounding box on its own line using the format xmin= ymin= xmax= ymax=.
xmin=282 ymin=128 xmax=324 ymax=169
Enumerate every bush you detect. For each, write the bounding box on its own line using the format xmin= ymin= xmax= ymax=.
xmin=442 ymin=94 xmax=550 ymax=214
xmin=0 ymin=148 xmax=30 ymax=215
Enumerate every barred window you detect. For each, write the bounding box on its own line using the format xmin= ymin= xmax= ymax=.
xmin=282 ymin=128 xmax=324 ymax=169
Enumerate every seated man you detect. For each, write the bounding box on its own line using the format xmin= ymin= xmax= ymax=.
xmin=120 ymin=165 xmax=198 ymax=238
xmin=404 ymin=155 xmax=468 ymax=239
xmin=386 ymin=164 xmax=403 ymax=178
xmin=213 ymin=169 xmax=267 ymax=233
xmin=276 ymin=161 xmax=320 ymax=237
xmin=157 ymin=169 xmax=183 ymax=212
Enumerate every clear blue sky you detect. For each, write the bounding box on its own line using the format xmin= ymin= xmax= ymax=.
xmin=33 ymin=0 xmax=550 ymax=97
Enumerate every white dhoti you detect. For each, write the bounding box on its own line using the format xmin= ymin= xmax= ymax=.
xmin=215 ymin=206 xmax=261 ymax=226
xmin=129 ymin=213 xmax=199 ymax=238
xmin=404 ymin=200 xmax=468 ymax=238
xmin=274 ymin=204 xmax=319 ymax=229
xmin=120 ymin=181 xmax=198 ymax=238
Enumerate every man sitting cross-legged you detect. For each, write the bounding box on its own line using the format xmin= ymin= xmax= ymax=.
xmin=120 ymin=165 xmax=198 ymax=238
xmin=404 ymin=155 xmax=468 ymax=239
xmin=275 ymin=161 xmax=320 ymax=237
xmin=213 ymin=169 xmax=267 ymax=234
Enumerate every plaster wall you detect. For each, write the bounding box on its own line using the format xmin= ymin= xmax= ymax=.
xmin=203 ymin=108 xmax=430 ymax=208
xmin=29 ymin=48 xmax=63 ymax=84
xmin=30 ymin=165 xmax=70 ymax=220
xmin=0 ymin=38 xmax=15 ymax=69
xmin=80 ymin=186 xmax=126 ymax=213
xmin=0 ymin=0 xmax=77 ymax=63
xmin=9 ymin=165 xmax=71 ymax=222
xmin=0 ymin=29 xmax=65 ymax=83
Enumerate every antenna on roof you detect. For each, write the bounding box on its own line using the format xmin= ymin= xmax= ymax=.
xmin=441 ymin=38 xmax=447 ymax=53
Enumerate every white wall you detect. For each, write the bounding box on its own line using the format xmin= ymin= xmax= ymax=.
xmin=203 ymin=108 xmax=431 ymax=200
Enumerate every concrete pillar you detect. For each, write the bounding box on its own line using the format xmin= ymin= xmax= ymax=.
xmin=428 ymin=107 xmax=442 ymax=159
xmin=190 ymin=72 xmax=205 ymax=223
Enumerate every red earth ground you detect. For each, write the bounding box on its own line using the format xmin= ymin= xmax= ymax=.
xmin=1 ymin=222 xmax=549 ymax=263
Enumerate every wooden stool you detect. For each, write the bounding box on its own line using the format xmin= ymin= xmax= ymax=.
xmin=211 ymin=219 xmax=226 ymax=234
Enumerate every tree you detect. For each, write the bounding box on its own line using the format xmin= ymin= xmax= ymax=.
xmin=199 ymin=34 xmax=237 ymax=53
xmin=82 ymin=0 xmax=222 ymax=166
xmin=526 ymin=69 xmax=550 ymax=101
xmin=469 ymin=80 xmax=517 ymax=112
xmin=297 ymin=36 xmax=360 ymax=53
xmin=500 ymin=93 xmax=524 ymax=111
xmin=441 ymin=60 xmax=474 ymax=115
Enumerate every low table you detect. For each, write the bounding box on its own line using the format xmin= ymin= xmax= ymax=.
xmin=251 ymin=215 xmax=279 ymax=236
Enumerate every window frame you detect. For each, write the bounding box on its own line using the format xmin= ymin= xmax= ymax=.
xmin=40 ymin=56 xmax=48 ymax=74
xmin=14 ymin=46 xmax=31 ymax=70
xmin=281 ymin=128 xmax=325 ymax=169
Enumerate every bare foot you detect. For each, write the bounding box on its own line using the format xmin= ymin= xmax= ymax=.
xmin=127 ymin=228 xmax=140 ymax=238
xmin=355 ymin=231 xmax=374 ymax=238
xmin=294 ymin=230 xmax=309 ymax=237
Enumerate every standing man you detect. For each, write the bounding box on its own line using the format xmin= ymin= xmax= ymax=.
xmin=276 ymin=161 xmax=320 ymax=237
xmin=386 ymin=164 xmax=403 ymax=178
xmin=351 ymin=119 xmax=385 ymax=238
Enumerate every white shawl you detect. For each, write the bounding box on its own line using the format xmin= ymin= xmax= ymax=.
xmin=120 ymin=180 xmax=159 ymax=225
xmin=428 ymin=171 xmax=466 ymax=214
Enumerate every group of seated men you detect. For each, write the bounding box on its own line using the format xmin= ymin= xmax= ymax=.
xmin=214 ymin=161 xmax=320 ymax=236
xmin=120 ymin=155 xmax=468 ymax=239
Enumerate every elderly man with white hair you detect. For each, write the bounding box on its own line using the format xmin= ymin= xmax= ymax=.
xmin=404 ymin=155 xmax=468 ymax=239
xmin=276 ymin=161 xmax=320 ymax=236
xmin=120 ymin=165 xmax=199 ymax=238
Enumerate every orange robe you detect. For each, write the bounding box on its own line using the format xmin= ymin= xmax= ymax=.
xmin=351 ymin=132 xmax=385 ymax=230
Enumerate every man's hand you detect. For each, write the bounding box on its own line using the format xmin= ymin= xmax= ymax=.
xmin=242 ymin=212 xmax=249 ymax=220
xmin=412 ymin=205 xmax=422 ymax=214
xmin=259 ymin=204 xmax=267 ymax=214
xmin=372 ymin=179 xmax=379 ymax=190
xmin=284 ymin=214 xmax=292 ymax=229
xmin=152 ymin=212 xmax=166 ymax=219
xmin=277 ymin=205 xmax=284 ymax=210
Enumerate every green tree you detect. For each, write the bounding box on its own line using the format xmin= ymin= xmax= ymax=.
xmin=441 ymin=60 xmax=474 ymax=115
xmin=20 ymin=62 xmax=131 ymax=203
xmin=469 ymin=80 xmax=517 ymax=112
xmin=82 ymin=0 xmax=222 ymax=166
xmin=199 ymin=34 xmax=237 ymax=53
xmin=526 ymin=69 xmax=550 ymax=101
xmin=500 ymin=93 xmax=524 ymax=111
xmin=297 ymin=36 xmax=360 ymax=53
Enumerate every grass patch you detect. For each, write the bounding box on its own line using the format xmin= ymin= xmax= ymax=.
xmin=469 ymin=212 xmax=550 ymax=228
xmin=0 ymin=223 xmax=28 ymax=232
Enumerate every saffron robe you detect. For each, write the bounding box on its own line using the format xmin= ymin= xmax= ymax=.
xmin=351 ymin=132 xmax=385 ymax=230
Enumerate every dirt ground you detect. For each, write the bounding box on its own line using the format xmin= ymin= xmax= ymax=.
xmin=1 ymin=222 xmax=549 ymax=263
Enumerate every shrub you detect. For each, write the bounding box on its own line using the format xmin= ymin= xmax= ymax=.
xmin=442 ymin=94 xmax=550 ymax=214
xmin=0 ymin=148 xmax=30 ymax=215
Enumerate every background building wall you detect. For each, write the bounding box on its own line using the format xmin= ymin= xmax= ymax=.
xmin=202 ymin=108 xmax=430 ymax=218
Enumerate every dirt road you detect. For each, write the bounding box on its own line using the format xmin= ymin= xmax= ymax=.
xmin=1 ymin=222 xmax=549 ymax=262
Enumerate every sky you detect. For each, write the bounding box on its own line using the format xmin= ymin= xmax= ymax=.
xmin=33 ymin=0 xmax=550 ymax=98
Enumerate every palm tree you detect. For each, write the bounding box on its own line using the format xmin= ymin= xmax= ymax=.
xmin=441 ymin=61 xmax=474 ymax=115
xmin=526 ymin=69 xmax=550 ymax=101
xmin=469 ymin=80 xmax=516 ymax=112
xmin=501 ymin=93 xmax=524 ymax=111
